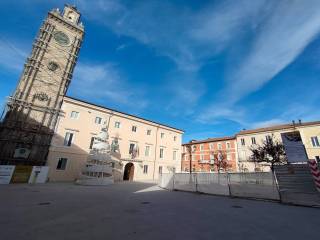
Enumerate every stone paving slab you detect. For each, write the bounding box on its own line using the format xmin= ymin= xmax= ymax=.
xmin=0 ymin=182 xmax=319 ymax=240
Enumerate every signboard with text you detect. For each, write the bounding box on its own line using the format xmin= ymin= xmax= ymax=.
xmin=0 ymin=165 xmax=15 ymax=184
xmin=28 ymin=166 xmax=49 ymax=183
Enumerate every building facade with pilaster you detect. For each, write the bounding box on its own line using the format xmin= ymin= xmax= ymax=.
xmin=236 ymin=120 xmax=320 ymax=172
xmin=181 ymin=136 xmax=238 ymax=172
xmin=47 ymin=96 xmax=184 ymax=182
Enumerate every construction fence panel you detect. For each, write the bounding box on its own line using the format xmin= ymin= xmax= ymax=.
xmin=159 ymin=173 xmax=174 ymax=190
xmin=274 ymin=164 xmax=320 ymax=207
xmin=174 ymin=173 xmax=197 ymax=192
xmin=196 ymin=173 xmax=230 ymax=196
xmin=229 ymin=172 xmax=280 ymax=200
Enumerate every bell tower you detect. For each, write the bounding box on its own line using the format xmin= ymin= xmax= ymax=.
xmin=0 ymin=5 xmax=84 ymax=165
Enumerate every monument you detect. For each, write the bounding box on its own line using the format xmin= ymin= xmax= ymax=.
xmin=76 ymin=127 xmax=122 ymax=185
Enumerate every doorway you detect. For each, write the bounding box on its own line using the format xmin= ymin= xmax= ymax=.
xmin=123 ymin=163 xmax=134 ymax=181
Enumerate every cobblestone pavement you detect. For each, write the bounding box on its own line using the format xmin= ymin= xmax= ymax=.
xmin=0 ymin=182 xmax=319 ymax=240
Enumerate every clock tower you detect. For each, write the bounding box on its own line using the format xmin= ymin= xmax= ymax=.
xmin=0 ymin=5 xmax=84 ymax=166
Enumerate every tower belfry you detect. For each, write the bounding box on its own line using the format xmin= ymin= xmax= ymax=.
xmin=0 ymin=5 xmax=84 ymax=165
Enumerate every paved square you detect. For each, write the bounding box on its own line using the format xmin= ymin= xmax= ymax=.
xmin=0 ymin=182 xmax=319 ymax=240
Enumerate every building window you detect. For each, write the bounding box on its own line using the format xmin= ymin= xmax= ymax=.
xmin=200 ymin=154 xmax=204 ymax=161
xmin=192 ymin=155 xmax=196 ymax=161
xmin=132 ymin=126 xmax=137 ymax=132
xmin=145 ymin=145 xmax=150 ymax=157
xmin=209 ymin=143 xmax=214 ymax=150
xmin=161 ymin=133 xmax=165 ymax=138
xmin=89 ymin=137 xmax=95 ymax=149
xmin=227 ymin=154 xmax=231 ymax=161
xmin=159 ymin=166 xmax=162 ymax=174
xmin=114 ymin=121 xmax=121 ymax=128
xmin=200 ymin=144 xmax=204 ymax=151
xmin=111 ymin=162 xmax=115 ymax=168
xmin=311 ymin=136 xmax=320 ymax=147
xmin=226 ymin=142 xmax=231 ymax=149
xmin=266 ymin=135 xmax=272 ymax=143
xmin=147 ymin=129 xmax=151 ymax=135
xmin=70 ymin=111 xmax=79 ymax=119
xmin=251 ymin=137 xmax=256 ymax=145
xmin=174 ymin=136 xmax=177 ymax=141
xmin=218 ymin=143 xmax=222 ymax=150
xmin=240 ymin=150 xmax=246 ymax=161
xmin=241 ymin=138 xmax=245 ymax=146
xmin=192 ymin=145 xmax=196 ymax=152
xmin=160 ymin=148 xmax=164 ymax=159
xmin=129 ymin=143 xmax=135 ymax=154
xmin=64 ymin=132 xmax=74 ymax=146
xmin=95 ymin=117 xmax=102 ymax=124
xmin=173 ymin=150 xmax=177 ymax=161
xmin=143 ymin=165 xmax=148 ymax=174
xmin=56 ymin=158 xmax=67 ymax=170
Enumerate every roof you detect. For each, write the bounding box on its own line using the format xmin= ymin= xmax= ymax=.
xmin=64 ymin=96 xmax=184 ymax=133
xmin=182 ymin=136 xmax=235 ymax=145
xmin=182 ymin=120 xmax=320 ymax=145
xmin=237 ymin=120 xmax=320 ymax=135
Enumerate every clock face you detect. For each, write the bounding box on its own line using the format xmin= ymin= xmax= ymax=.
xmin=47 ymin=61 xmax=59 ymax=72
xmin=53 ymin=31 xmax=70 ymax=46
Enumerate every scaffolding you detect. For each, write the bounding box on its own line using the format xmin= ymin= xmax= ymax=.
xmin=0 ymin=7 xmax=84 ymax=166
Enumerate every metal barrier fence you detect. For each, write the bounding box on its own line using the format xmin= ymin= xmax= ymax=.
xmin=159 ymin=172 xmax=280 ymax=201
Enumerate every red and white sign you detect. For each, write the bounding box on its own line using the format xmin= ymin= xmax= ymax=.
xmin=308 ymin=159 xmax=320 ymax=192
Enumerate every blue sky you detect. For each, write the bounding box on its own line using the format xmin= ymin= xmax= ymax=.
xmin=1 ymin=0 xmax=320 ymax=142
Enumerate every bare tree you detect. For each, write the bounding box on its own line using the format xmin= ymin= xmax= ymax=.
xmin=250 ymin=136 xmax=287 ymax=171
xmin=211 ymin=150 xmax=231 ymax=173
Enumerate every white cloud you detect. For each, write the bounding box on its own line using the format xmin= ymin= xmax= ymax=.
xmin=79 ymin=0 xmax=266 ymax=72
xmin=0 ymin=38 xmax=27 ymax=72
xmin=183 ymin=131 xmax=222 ymax=142
xmin=116 ymin=43 xmax=129 ymax=51
xmin=189 ymin=0 xmax=268 ymax=50
xmin=251 ymin=119 xmax=285 ymax=129
xmin=197 ymin=103 xmax=247 ymax=126
xmin=198 ymin=0 xmax=320 ymax=122
xmin=70 ymin=62 xmax=148 ymax=109
xmin=77 ymin=0 xmax=269 ymax=110
xmin=225 ymin=0 xmax=320 ymax=103
xmin=249 ymin=101 xmax=320 ymax=130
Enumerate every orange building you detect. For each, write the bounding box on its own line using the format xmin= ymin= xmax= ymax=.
xmin=181 ymin=136 xmax=237 ymax=172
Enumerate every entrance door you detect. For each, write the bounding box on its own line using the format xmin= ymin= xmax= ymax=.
xmin=123 ymin=163 xmax=134 ymax=181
